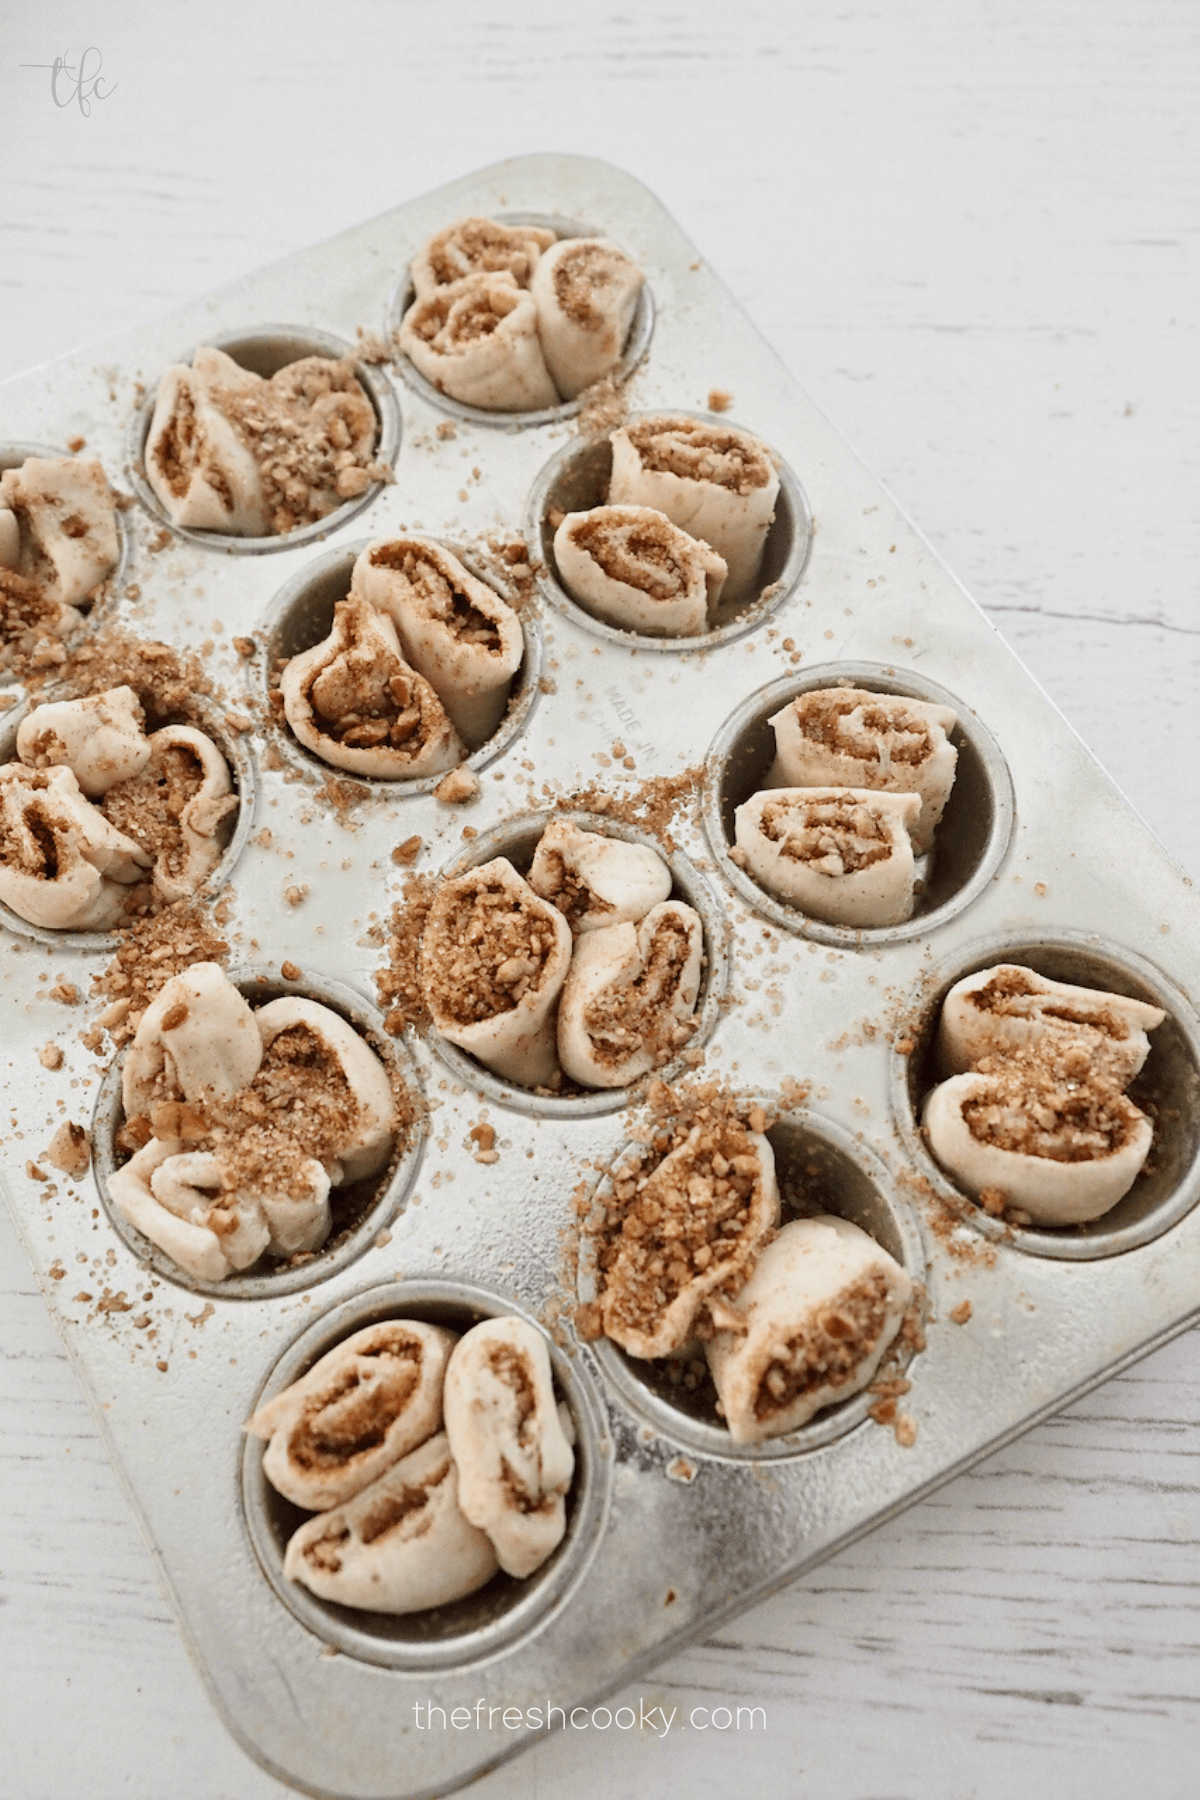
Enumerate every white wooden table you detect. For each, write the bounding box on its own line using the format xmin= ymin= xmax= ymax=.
xmin=3 ymin=5 xmax=1198 ymax=1795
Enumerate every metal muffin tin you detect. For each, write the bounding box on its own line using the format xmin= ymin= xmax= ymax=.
xmin=3 ymin=153 xmax=1200 ymax=1800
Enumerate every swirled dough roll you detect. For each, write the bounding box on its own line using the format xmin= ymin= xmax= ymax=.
xmin=16 ymin=686 xmax=151 ymax=796
xmin=147 ymin=347 xmax=378 ymax=536
xmin=608 ymin=416 xmax=779 ymax=602
xmin=353 ymin=538 xmax=523 ymax=747
xmin=145 ymin=362 xmax=270 ymax=535
xmin=527 ymin=819 xmax=672 ymax=934
xmin=0 ymin=764 xmax=148 ymax=930
xmin=529 ymin=236 xmax=644 ymax=400
xmin=280 ymin=594 xmax=463 ymax=779
xmin=734 ymin=787 xmax=920 ymax=926
xmin=283 ymin=1432 xmax=498 ymax=1615
xmin=421 ymin=858 xmax=573 ymax=1087
xmin=400 ymin=271 xmax=560 ymax=412
xmin=705 ymin=1216 xmax=912 ymax=1444
xmin=253 ymin=996 xmax=396 ymax=1184
xmin=553 ymin=505 xmax=727 ymax=637
xmin=121 ymin=961 xmax=263 ymax=1121
xmin=410 ymin=216 xmax=556 ymax=298
xmin=557 ymin=901 xmax=704 ymax=1089
xmin=107 ymin=1136 xmax=233 ymax=1285
xmin=443 ymin=1317 xmax=575 ymax=1578
xmin=768 ymin=688 xmax=958 ymax=856
xmin=0 ymin=456 xmax=120 ymax=608
xmin=935 ymin=964 xmax=1165 ymax=1085
xmin=131 ymin=724 xmax=237 ymax=902
xmin=147 ymin=1148 xmax=272 ymax=1276
xmin=598 ymin=1121 xmax=780 ymax=1359
xmin=248 ymin=1320 xmax=457 ymax=1511
xmin=923 ymin=1062 xmax=1154 ymax=1226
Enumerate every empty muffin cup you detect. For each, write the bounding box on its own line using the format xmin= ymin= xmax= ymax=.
xmin=386 ymin=212 xmax=655 ymax=430
xmin=241 ymin=1277 xmax=611 ymax=1669
xmin=891 ymin=930 xmax=1200 ymax=1260
xmin=126 ymin=325 xmax=400 ymax=553
xmin=420 ymin=809 xmax=731 ymax=1120
xmin=580 ymin=1105 xmax=926 ymax=1461
xmin=526 ymin=411 xmax=812 ymax=650
xmin=92 ymin=964 xmax=426 ymax=1297
xmin=702 ymin=663 xmax=1015 ymax=945
xmin=255 ymin=537 xmax=543 ymax=792
xmin=0 ymin=691 xmax=257 ymax=952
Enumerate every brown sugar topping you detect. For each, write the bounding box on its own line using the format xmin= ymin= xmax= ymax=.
xmin=961 ymin=1055 xmax=1142 ymax=1162
xmin=787 ymin=689 xmax=936 ymax=768
xmin=100 ymin=739 xmax=232 ymax=881
xmin=623 ymin=417 xmax=774 ymax=496
xmin=357 ymin=1463 xmax=448 ymax=1546
xmin=421 ymin=869 xmax=561 ymax=1026
xmin=552 ymin=241 xmax=632 ymax=331
xmin=593 ymin=1089 xmax=774 ymax=1344
xmin=90 ymin=901 xmax=231 ymax=1050
xmin=298 ymin=596 xmax=448 ymax=757
xmin=375 ymin=874 xmax=437 ymax=1036
xmin=968 ymin=967 xmax=1132 ymax=1047
xmin=760 ymin=794 xmax=891 ymax=874
xmin=572 ymin=513 xmax=687 ymax=598
xmin=425 ymin=218 xmax=548 ymax=290
xmin=581 ymin=915 xmax=698 ymax=1070
xmin=754 ymin=1273 xmax=891 ymax=1420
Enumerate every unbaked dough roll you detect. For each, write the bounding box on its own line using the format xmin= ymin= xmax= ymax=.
xmin=121 ymin=962 xmax=263 ymax=1121
xmin=553 ymin=504 xmax=727 ymax=637
xmin=768 ymin=688 xmax=958 ymax=856
xmin=107 ymin=1138 xmax=232 ymax=1285
xmin=734 ymin=787 xmax=921 ymax=927
xmin=527 ymin=819 xmax=672 ymax=934
xmin=0 ymin=456 xmax=120 ymax=607
xmin=557 ymin=901 xmax=704 ymax=1089
xmin=705 ymin=1216 xmax=912 ymax=1444
xmin=0 ymin=763 xmax=148 ymax=931
xmin=144 ymin=363 xmax=269 ymax=535
xmin=443 ymin=1317 xmax=575 ymax=1578
xmin=280 ymin=594 xmax=463 ymax=780
xmin=16 ymin=686 xmax=151 ymax=797
xmin=530 ymin=236 xmax=644 ymax=399
xmin=935 ymin=964 xmax=1164 ymax=1085
xmin=253 ymin=996 xmax=396 ymax=1184
xmin=923 ymin=1065 xmax=1154 ymax=1226
xmin=420 ymin=857 xmax=573 ymax=1088
xmin=283 ymin=1432 xmax=499 ymax=1615
xmin=353 ymin=537 xmax=523 ymax=747
xmin=247 ymin=1320 xmax=458 ymax=1511
xmin=599 ymin=1124 xmax=780 ymax=1360
xmin=400 ymin=271 xmax=560 ymax=412
xmin=607 ymin=415 xmax=779 ymax=602
xmin=140 ymin=724 xmax=237 ymax=902
xmin=146 ymin=1148 xmax=272 ymax=1277
xmin=409 ymin=216 xmax=557 ymax=297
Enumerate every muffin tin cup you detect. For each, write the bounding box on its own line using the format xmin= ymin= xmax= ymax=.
xmin=890 ymin=929 xmax=1200 ymax=1260
xmin=525 ymin=410 xmax=813 ymax=650
xmin=252 ymin=536 xmax=544 ymax=795
xmin=386 ymin=212 xmax=656 ymax=431
xmin=241 ymin=1277 xmax=612 ymax=1671
xmin=0 ymin=439 xmax=135 ymax=680
xmin=422 ymin=808 xmax=732 ymax=1120
xmin=91 ymin=964 xmax=427 ymax=1298
xmin=701 ymin=661 xmax=1016 ymax=946
xmin=0 ymin=690 xmax=259 ymax=952
xmin=579 ymin=1104 xmax=927 ymax=1463
xmin=125 ymin=325 xmax=401 ymax=554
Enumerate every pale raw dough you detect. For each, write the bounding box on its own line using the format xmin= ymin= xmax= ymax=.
xmin=557 ymin=900 xmax=704 ymax=1089
xmin=935 ymin=963 xmax=1164 ymax=1084
xmin=16 ymin=686 xmax=150 ymax=797
xmin=705 ymin=1217 xmax=912 ymax=1444
xmin=400 ymin=271 xmax=560 ymax=412
xmin=553 ymin=504 xmax=727 ymax=637
xmin=248 ymin=1320 xmax=458 ymax=1511
xmin=443 ymin=1317 xmax=575 ymax=1578
xmin=0 ymin=763 xmax=148 ymax=931
xmin=145 ymin=363 xmax=270 ymax=534
xmin=735 ymin=786 xmax=920 ymax=926
xmin=122 ymin=961 xmax=263 ymax=1120
xmin=768 ymin=688 xmax=958 ymax=856
xmin=0 ymin=456 xmax=120 ymax=607
xmin=530 ymin=236 xmax=644 ymax=400
xmin=410 ymin=216 xmax=556 ymax=297
xmin=527 ymin=819 xmax=672 ymax=934
xmin=608 ymin=415 xmax=779 ymax=602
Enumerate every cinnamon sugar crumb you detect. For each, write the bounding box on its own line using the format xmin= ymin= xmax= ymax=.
xmin=392 ymin=835 xmax=423 ymax=865
xmin=38 ymin=1042 xmax=64 ymax=1071
xmin=950 ymin=1299 xmax=973 ymax=1324
xmin=707 ymin=389 xmax=733 ymax=413
xmin=45 ymin=1121 xmax=90 ymax=1178
xmin=433 ymin=765 xmax=479 ymax=806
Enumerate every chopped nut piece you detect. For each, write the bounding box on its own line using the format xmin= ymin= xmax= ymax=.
xmin=950 ymin=1299 xmax=973 ymax=1325
xmin=433 ymin=765 xmax=480 ymax=806
xmin=38 ymin=1042 xmax=64 ymax=1071
xmin=45 ymin=1120 xmax=90 ymax=1178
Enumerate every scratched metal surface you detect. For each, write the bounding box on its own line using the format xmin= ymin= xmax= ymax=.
xmin=2 ymin=154 xmax=1200 ymax=1800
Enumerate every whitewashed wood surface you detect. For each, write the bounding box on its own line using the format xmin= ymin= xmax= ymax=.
xmin=3 ymin=4 xmax=1199 ymax=1796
